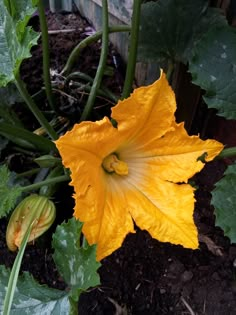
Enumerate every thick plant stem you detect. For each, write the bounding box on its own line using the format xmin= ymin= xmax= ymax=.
xmin=121 ymin=0 xmax=142 ymax=99
xmin=61 ymin=25 xmax=130 ymax=76
xmin=80 ymin=0 xmax=109 ymax=121
xmin=3 ymin=223 xmax=33 ymax=315
xmin=216 ymin=147 xmax=236 ymax=160
xmin=0 ymin=122 xmax=56 ymax=152
xmin=20 ymin=174 xmax=70 ymax=193
xmin=15 ymin=76 xmax=58 ymax=140
xmin=37 ymin=0 xmax=55 ymax=111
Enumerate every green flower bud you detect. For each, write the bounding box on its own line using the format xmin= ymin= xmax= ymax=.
xmin=34 ymin=155 xmax=62 ymax=168
xmin=6 ymin=194 xmax=56 ymax=251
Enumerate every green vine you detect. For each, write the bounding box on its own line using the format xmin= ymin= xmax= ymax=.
xmin=61 ymin=25 xmax=131 ymax=76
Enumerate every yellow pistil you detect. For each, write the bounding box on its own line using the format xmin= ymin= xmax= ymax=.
xmin=102 ymin=154 xmax=128 ymax=175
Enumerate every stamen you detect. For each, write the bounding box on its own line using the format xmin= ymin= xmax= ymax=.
xmin=102 ymin=154 xmax=128 ymax=175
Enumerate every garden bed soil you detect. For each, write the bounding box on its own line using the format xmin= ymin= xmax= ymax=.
xmin=1 ymin=10 xmax=236 ymax=315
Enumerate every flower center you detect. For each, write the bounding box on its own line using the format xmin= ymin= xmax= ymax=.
xmin=102 ymin=154 xmax=128 ymax=176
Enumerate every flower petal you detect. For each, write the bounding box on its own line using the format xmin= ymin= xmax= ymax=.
xmin=74 ymin=173 xmax=135 ymax=261
xmin=121 ymin=123 xmax=223 ymax=183
xmin=55 ymin=117 xmax=122 ymax=164
xmin=55 ymin=117 xmax=123 ymax=195
xmin=126 ymin=165 xmax=198 ymax=249
xmin=112 ymin=71 xmax=176 ymax=146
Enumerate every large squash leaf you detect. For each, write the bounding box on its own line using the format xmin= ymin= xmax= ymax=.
xmin=0 ymin=0 xmax=39 ymax=86
xmin=138 ymin=0 xmax=226 ymax=64
xmin=189 ymin=26 xmax=236 ymax=120
xmin=211 ymin=164 xmax=236 ymax=243
xmin=52 ymin=218 xmax=101 ymax=302
xmin=0 ymin=265 xmax=74 ymax=315
xmin=138 ymin=0 xmax=236 ymax=119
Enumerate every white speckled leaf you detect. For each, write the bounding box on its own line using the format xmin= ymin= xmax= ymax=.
xmin=189 ymin=27 xmax=236 ymax=119
xmin=0 ymin=0 xmax=39 ymax=86
xmin=138 ymin=0 xmax=226 ymax=64
xmin=211 ymin=164 xmax=236 ymax=242
xmin=52 ymin=218 xmax=101 ymax=301
xmin=0 ymin=265 xmax=72 ymax=315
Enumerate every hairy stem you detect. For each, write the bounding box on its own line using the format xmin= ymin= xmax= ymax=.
xmin=61 ymin=25 xmax=131 ymax=76
xmin=80 ymin=0 xmax=109 ymax=121
xmin=121 ymin=0 xmax=142 ymax=99
xmin=15 ymin=75 xmax=58 ymax=140
xmin=37 ymin=0 xmax=55 ymax=111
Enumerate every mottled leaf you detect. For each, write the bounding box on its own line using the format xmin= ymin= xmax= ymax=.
xmin=189 ymin=26 xmax=236 ymax=119
xmin=211 ymin=164 xmax=236 ymax=242
xmin=52 ymin=218 xmax=101 ymax=301
xmin=0 ymin=265 xmax=73 ymax=315
xmin=0 ymin=165 xmax=22 ymax=218
xmin=0 ymin=0 xmax=39 ymax=86
xmin=138 ymin=0 xmax=226 ymax=64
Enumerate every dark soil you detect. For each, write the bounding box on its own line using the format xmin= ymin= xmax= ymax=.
xmin=1 ymin=10 xmax=236 ymax=315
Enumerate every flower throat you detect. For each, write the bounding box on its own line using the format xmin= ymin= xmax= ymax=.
xmin=102 ymin=154 xmax=128 ymax=175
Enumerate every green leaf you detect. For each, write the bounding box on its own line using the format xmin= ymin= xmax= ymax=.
xmin=0 ymin=165 xmax=22 ymax=218
xmin=138 ymin=0 xmax=236 ymax=119
xmin=0 ymin=135 xmax=9 ymax=151
xmin=0 ymin=0 xmax=40 ymax=86
xmin=52 ymin=218 xmax=101 ymax=301
xmin=0 ymin=84 xmax=24 ymax=126
xmin=211 ymin=164 xmax=236 ymax=242
xmin=0 ymin=265 xmax=73 ymax=315
xmin=138 ymin=0 xmax=226 ymax=64
xmin=0 ymin=83 xmax=23 ymax=105
xmin=189 ymin=26 xmax=236 ymax=119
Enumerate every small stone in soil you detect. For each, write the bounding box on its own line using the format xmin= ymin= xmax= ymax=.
xmin=181 ymin=270 xmax=194 ymax=282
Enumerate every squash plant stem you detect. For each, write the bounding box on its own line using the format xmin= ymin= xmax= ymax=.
xmin=20 ymin=174 xmax=70 ymax=193
xmin=37 ymin=0 xmax=55 ymax=111
xmin=121 ymin=0 xmax=142 ymax=99
xmin=61 ymin=25 xmax=131 ymax=76
xmin=2 ymin=223 xmax=34 ymax=315
xmin=15 ymin=75 xmax=58 ymax=141
xmin=216 ymin=147 xmax=236 ymax=160
xmin=80 ymin=0 xmax=109 ymax=121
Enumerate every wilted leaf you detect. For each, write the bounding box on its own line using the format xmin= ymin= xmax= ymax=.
xmin=211 ymin=163 xmax=236 ymax=242
xmin=138 ymin=0 xmax=226 ymax=64
xmin=0 ymin=0 xmax=40 ymax=86
xmin=0 ymin=265 xmax=73 ymax=315
xmin=52 ymin=218 xmax=101 ymax=301
xmin=189 ymin=26 xmax=236 ymax=119
xmin=0 ymin=165 xmax=22 ymax=218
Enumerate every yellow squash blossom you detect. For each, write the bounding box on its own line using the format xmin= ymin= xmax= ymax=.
xmin=55 ymin=72 xmax=223 ymax=261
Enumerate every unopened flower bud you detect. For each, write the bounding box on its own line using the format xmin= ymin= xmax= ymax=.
xmin=6 ymin=194 xmax=56 ymax=251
